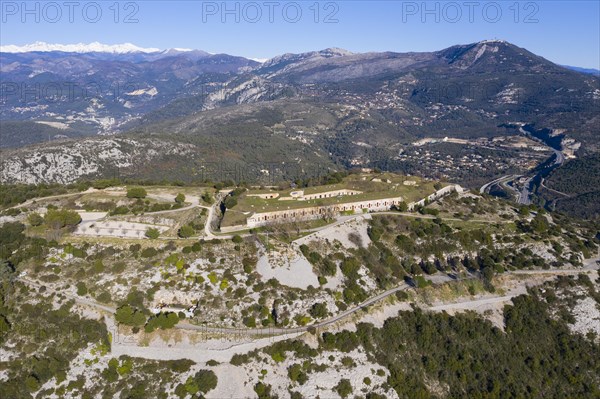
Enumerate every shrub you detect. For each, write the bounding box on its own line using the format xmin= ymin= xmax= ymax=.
xmin=25 ymin=375 xmax=40 ymax=391
xmin=395 ymin=291 xmax=409 ymax=301
xmin=126 ymin=187 xmax=147 ymax=199
xmin=230 ymin=353 xmax=249 ymax=366
xmin=93 ymin=259 xmax=104 ymax=273
xmin=309 ymin=302 xmax=328 ymax=319
xmin=141 ymin=247 xmax=158 ymax=258
xmin=175 ymin=193 xmax=186 ymax=204
xmin=334 ymin=378 xmax=353 ymax=398
xmin=340 ymin=258 xmax=360 ymax=278
xmin=288 ymin=364 xmax=308 ymax=385
xmin=294 ymin=315 xmax=311 ymax=326
xmin=97 ymin=292 xmax=112 ymax=303
xmin=193 ymin=370 xmax=218 ymax=394
xmin=92 ymin=179 xmax=118 ymax=189
xmin=28 ymin=212 xmax=44 ymax=226
xmin=254 ymin=382 xmax=274 ymax=399
xmin=207 ymin=272 xmax=218 ymax=285
xmin=178 ymin=225 xmax=195 ymax=238
xmin=145 ymin=228 xmax=160 ymax=239
xmin=191 ymin=242 xmax=202 ymax=252
xmin=2 ymin=207 xmax=21 ymax=217
xmin=395 ymin=201 xmax=409 ymax=212
xmin=201 ymin=192 xmax=214 ymax=204
xmin=219 ymin=279 xmax=229 ymax=290
xmin=111 ymin=206 xmax=129 ymax=215
xmin=224 ymin=197 xmax=238 ymax=209
xmin=307 ymin=251 xmax=322 ymax=264
xmin=144 ymin=312 xmax=179 ymax=333
xmin=243 ymin=316 xmax=256 ymax=328
xmin=232 ymin=235 xmax=243 ymax=244
xmin=115 ymin=305 xmax=146 ymax=327
xmin=72 ymin=247 xmax=87 ymax=258
xmin=76 ymin=282 xmax=88 ymax=296
xmin=242 ymin=257 xmax=256 ymax=274
xmin=367 ymin=226 xmax=383 ymax=241
xmin=45 ymin=209 xmax=81 ymax=229
xmin=321 ymin=258 xmax=337 ymax=276
xmin=341 ymin=356 xmax=355 ymax=367
xmin=348 ymin=232 xmax=363 ymax=247
xmin=413 ymin=275 xmax=431 ymax=288
xmin=116 ymin=358 xmax=133 ymax=376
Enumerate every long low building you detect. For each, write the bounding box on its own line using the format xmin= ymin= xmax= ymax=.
xmin=247 ymin=196 xmax=406 ymax=228
xmin=411 ymin=184 xmax=464 ymax=208
xmin=230 ymin=184 xmax=463 ymax=230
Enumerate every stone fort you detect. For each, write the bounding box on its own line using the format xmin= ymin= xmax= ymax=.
xmin=244 ymin=184 xmax=463 ymax=228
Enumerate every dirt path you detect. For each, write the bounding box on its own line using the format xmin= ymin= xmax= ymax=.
xmin=8 ymin=188 xmax=99 ymax=210
xmin=17 ymin=258 xmax=598 ymax=338
xmin=15 ymin=264 xmax=599 ymax=365
xmin=375 ymin=211 xmax=513 ymax=224
xmin=428 ymin=294 xmax=518 ymax=312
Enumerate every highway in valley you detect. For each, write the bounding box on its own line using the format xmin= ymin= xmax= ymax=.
xmin=480 ymin=148 xmax=567 ymax=205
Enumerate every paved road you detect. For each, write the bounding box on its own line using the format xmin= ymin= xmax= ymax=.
xmin=519 ymin=148 xmax=565 ymax=205
xmin=479 ymin=134 xmax=568 ymax=206
xmin=552 ymin=148 xmax=565 ymax=165
xmin=518 ymin=176 xmax=532 ymax=205
xmin=480 ymin=175 xmax=518 ymax=194
xmin=539 ymin=178 xmax=570 ymax=197
xmin=517 ymin=149 xmax=566 ymax=205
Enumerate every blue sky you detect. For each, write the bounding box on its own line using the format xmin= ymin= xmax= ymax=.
xmin=1 ymin=1 xmax=599 ymax=68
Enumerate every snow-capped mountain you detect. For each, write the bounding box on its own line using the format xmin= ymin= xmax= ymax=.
xmin=0 ymin=43 xmax=259 ymax=139
xmin=0 ymin=41 xmax=166 ymax=54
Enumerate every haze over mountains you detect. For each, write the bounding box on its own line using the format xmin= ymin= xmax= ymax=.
xmin=1 ymin=40 xmax=599 ymax=216
xmin=0 ymin=42 xmax=259 ymax=142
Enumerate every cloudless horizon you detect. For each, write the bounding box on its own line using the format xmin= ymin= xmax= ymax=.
xmin=1 ymin=1 xmax=599 ymax=68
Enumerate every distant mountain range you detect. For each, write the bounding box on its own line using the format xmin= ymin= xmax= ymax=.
xmin=2 ymin=40 xmax=597 ymax=141
xmin=1 ymin=40 xmax=599 ymax=217
xmin=0 ymin=43 xmax=259 ymax=139
xmin=0 ymin=41 xmax=166 ymax=54
xmin=561 ymin=65 xmax=600 ymax=76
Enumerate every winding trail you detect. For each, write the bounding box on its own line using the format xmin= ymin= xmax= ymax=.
xmin=8 ymin=188 xmax=99 ymax=210
xmin=175 ymin=283 xmax=411 ymax=336
xmin=15 ymin=259 xmax=598 ymax=338
xmin=15 ymin=275 xmax=410 ymax=336
xmin=374 ymin=211 xmax=513 ymax=224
